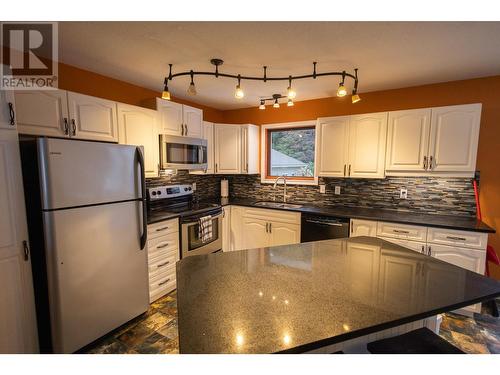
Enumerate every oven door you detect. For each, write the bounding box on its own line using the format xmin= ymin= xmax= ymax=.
xmin=160 ymin=135 xmax=208 ymax=170
xmin=181 ymin=212 xmax=222 ymax=258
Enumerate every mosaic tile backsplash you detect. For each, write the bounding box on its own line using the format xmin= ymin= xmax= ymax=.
xmin=147 ymin=172 xmax=477 ymax=217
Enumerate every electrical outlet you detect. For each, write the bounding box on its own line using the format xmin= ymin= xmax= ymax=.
xmin=334 ymin=186 xmax=341 ymax=195
xmin=192 ymin=183 xmax=197 ymax=191
xmin=319 ymin=184 xmax=326 ymax=194
xmin=400 ymin=188 xmax=408 ymax=199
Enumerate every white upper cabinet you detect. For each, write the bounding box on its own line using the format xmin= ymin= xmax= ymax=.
xmin=428 ymin=104 xmax=481 ymax=173
xmin=386 ymin=109 xmax=431 ymax=172
xmin=385 ymin=104 xmax=481 ymax=177
xmin=348 ymin=112 xmax=388 ymax=178
xmin=67 ymin=92 xmax=118 ymax=142
xmin=117 ymin=103 xmax=159 ymax=178
xmin=0 ymin=129 xmax=38 ymax=353
xmin=15 ymin=89 xmax=69 ymax=137
xmin=0 ymin=90 xmax=16 ymax=130
xmin=157 ymin=99 xmax=183 ymax=135
xmin=241 ymin=124 xmax=259 ymax=174
xmin=316 ymin=116 xmax=350 ymax=177
xmin=183 ymin=104 xmax=203 ymax=138
xmin=156 ymin=98 xmax=203 ymax=137
xmin=214 ymin=124 xmax=242 ymax=174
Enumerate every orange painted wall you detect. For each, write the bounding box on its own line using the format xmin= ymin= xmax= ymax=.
xmin=55 ymin=61 xmax=500 ymax=279
xmin=57 ymin=62 xmax=225 ymax=123
xmin=223 ymin=76 xmax=500 ymax=280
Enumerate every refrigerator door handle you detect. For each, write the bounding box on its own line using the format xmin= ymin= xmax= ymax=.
xmin=136 ymin=147 xmax=147 ymax=250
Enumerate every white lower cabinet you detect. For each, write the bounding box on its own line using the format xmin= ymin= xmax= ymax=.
xmin=146 ymin=218 xmax=179 ymax=302
xmin=230 ymin=206 xmax=301 ymax=251
xmin=350 ymin=219 xmax=377 ymax=237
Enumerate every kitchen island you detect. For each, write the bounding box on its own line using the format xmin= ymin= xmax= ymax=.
xmin=176 ymin=237 xmax=500 ymax=353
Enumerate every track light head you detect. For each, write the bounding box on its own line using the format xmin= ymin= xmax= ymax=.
xmin=273 ymin=99 xmax=280 ymax=108
xmin=259 ymin=100 xmax=265 ymax=110
xmin=162 ymin=78 xmax=171 ymax=100
xmin=287 ymin=76 xmax=297 ymax=99
xmin=187 ymin=71 xmax=197 ymax=96
xmin=351 ymin=91 xmax=361 ymax=104
xmin=235 ymin=75 xmax=244 ymax=99
xmin=287 ymin=98 xmax=294 ymax=107
xmin=337 ymin=82 xmax=347 ymax=97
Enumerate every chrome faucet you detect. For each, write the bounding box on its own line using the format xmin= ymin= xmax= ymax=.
xmin=273 ymin=176 xmax=288 ymax=203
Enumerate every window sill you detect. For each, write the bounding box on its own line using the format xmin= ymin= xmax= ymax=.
xmin=260 ymin=177 xmax=319 ymax=186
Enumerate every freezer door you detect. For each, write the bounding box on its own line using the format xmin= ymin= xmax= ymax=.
xmin=42 ymin=200 xmax=148 ymax=353
xmin=38 ymin=138 xmax=143 ymax=210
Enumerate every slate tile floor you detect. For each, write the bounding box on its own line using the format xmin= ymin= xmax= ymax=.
xmin=83 ymin=292 xmax=499 ymax=354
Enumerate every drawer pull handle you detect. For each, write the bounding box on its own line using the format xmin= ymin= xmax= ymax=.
xmin=446 ymin=236 xmax=466 ymax=241
xmin=427 ymin=246 xmax=432 ymax=256
xmin=155 ymin=226 xmax=169 ymax=232
xmin=158 ymin=278 xmax=170 ymax=286
xmin=157 ymin=261 xmax=170 ymax=268
xmin=393 ymin=229 xmax=410 ymax=234
xmin=421 ymin=245 xmax=425 ymax=254
xmin=156 ymin=243 xmax=169 ymax=249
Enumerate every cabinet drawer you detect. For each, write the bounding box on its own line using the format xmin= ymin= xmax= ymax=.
xmin=427 ymin=227 xmax=487 ymax=250
xmin=377 ymin=221 xmax=427 ymax=242
xmin=149 ymin=267 xmax=176 ymax=302
xmin=147 ymin=218 xmax=179 ymax=239
xmin=380 ymin=237 xmax=426 ymax=254
xmin=147 ymin=232 xmax=179 ymax=258
xmin=241 ymin=206 xmax=301 ymax=224
xmin=149 ymin=252 xmax=178 ymax=277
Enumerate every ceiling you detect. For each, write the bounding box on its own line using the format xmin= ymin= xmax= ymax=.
xmin=58 ymin=22 xmax=500 ymax=110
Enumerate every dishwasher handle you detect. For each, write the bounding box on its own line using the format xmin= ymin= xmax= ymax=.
xmin=304 ymin=219 xmax=346 ymax=227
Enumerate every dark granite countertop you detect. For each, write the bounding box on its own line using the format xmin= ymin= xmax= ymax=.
xmin=215 ymin=197 xmax=495 ymax=233
xmin=176 ymin=236 xmax=500 ymax=354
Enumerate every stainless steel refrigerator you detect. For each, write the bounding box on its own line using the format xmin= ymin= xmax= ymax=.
xmin=20 ymin=137 xmax=149 ymax=353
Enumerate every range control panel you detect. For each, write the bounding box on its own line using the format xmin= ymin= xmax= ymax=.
xmin=147 ymin=184 xmax=193 ymax=200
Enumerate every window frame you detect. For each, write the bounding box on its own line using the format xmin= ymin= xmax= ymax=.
xmin=260 ymin=120 xmax=318 ymax=186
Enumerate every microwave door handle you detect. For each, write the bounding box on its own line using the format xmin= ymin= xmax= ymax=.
xmin=136 ymin=147 xmax=147 ymax=250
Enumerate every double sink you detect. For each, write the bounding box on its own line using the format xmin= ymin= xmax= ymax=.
xmin=254 ymin=201 xmax=303 ymax=209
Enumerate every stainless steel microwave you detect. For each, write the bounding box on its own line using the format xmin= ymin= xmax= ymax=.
xmin=159 ymin=135 xmax=208 ymax=171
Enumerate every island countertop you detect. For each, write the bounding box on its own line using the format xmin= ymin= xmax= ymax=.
xmin=176 ymin=237 xmax=500 ymax=354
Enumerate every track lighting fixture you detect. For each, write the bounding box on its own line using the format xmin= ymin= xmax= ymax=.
xmin=235 ymin=75 xmax=244 ymax=99
xmin=287 ymin=76 xmax=297 ymax=99
xmin=162 ymin=78 xmax=171 ymax=101
xmin=162 ymin=59 xmax=361 ymax=108
xmin=287 ymin=98 xmax=294 ymax=107
xmin=351 ymin=92 xmax=361 ymax=104
xmin=337 ymin=71 xmax=347 ymax=97
xmin=187 ymin=71 xmax=197 ymax=96
xmin=259 ymin=100 xmax=265 ymax=110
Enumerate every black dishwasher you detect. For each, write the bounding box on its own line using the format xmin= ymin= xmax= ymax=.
xmin=301 ymin=213 xmax=350 ymax=243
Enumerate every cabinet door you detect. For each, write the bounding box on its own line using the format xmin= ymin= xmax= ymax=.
xmin=214 ymin=124 xmax=241 ymax=174
xmin=350 ymin=219 xmax=377 ymax=237
xmin=379 ymin=250 xmax=421 ymax=313
xmin=269 ymin=221 xmax=300 ymax=247
xmin=222 ymin=206 xmax=232 ymax=252
xmin=346 ymin=242 xmax=380 ymax=303
xmin=316 ymin=116 xmax=350 ymax=177
xmin=348 ymin=112 xmax=388 ymax=178
xmin=67 ymin=92 xmax=118 ymax=142
xmin=0 ymin=90 xmax=16 ymax=130
xmin=242 ymin=217 xmax=269 ymax=249
xmin=157 ymin=98 xmax=183 ymax=135
xmin=117 ymin=103 xmax=159 ymax=178
xmin=428 ymin=244 xmax=485 ymax=275
xmin=428 ymin=104 xmax=481 ymax=173
xmin=0 ymin=130 xmax=38 ymax=353
xmin=183 ymin=105 xmax=203 ymax=138
xmin=386 ymin=109 xmax=431 ymax=172
xmin=14 ymin=89 xmax=69 ymax=137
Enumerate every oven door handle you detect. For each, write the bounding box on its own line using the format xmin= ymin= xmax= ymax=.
xmin=183 ymin=212 xmax=223 ymax=225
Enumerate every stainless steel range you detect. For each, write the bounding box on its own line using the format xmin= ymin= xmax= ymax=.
xmin=147 ymin=184 xmax=222 ymax=258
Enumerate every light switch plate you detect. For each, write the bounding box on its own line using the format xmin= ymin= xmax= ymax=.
xmin=319 ymin=184 xmax=326 ymax=194
xmin=400 ymin=188 xmax=407 ymax=199
xmin=192 ymin=182 xmax=197 ymax=191
xmin=334 ymin=186 xmax=341 ymax=195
